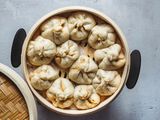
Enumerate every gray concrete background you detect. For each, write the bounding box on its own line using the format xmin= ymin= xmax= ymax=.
xmin=0 ymin=0 xmax=159 ymax=120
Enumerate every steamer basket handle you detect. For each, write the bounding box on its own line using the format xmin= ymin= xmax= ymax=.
xmin=126 ymin=50 xmax=141 ymax=89
xmin=11 ymin=28 xmax=26 ymax=68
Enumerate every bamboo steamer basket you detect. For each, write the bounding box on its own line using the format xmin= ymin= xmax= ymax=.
xmin=0 ymin=63 xmax=37 ymax=119
xmin=20 ymin=6 xmax=140 ymax=115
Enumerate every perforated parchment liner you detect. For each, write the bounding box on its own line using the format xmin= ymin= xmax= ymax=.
xmin=26 ymin=10 xmax=126 ymax=110
xmin=0 ymin=73 xmax=29 ymax=120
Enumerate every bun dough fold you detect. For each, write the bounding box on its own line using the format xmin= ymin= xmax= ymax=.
xmin=68 ymin=12 xmax=96 ymax=41
xmin=88 ymin=24 xmax=116 ymax=49
xmin=93 ymin=69 xmax=121 ymax=96
xmin=41 ymin=16 xmax=69 ymax=45
xmin=55 ymin=40 xmax=80 ymax=69
xmin=30 ymin=65 xmax=59 ymax=90
xmin=69 ymin=55 xmax=98 ymax=84
xmin=27 ymin=36 xmax=56 ymax=66
xmin=74 ymin=85 xmax=100 ymax=110
xmin=94 ymin=44 xmax=126 ymax=70
xmin=46 ymin=78 xmax=74 ymax=108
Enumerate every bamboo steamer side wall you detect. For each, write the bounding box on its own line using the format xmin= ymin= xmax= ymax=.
xmin=0 ymin=73 xmax=29 ymax=120
xmin=0 ymin=63 xmax=38 ymax=119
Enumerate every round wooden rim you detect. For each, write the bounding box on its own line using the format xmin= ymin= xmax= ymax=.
xmin=0 ymin=63 xmax=38 ymax=120
xmin=21 ymin=6 xmax=130 ymax=115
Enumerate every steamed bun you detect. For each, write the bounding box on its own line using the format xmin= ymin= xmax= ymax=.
xmin=46 ymin=78 xmax=74 ymax=108
xmin=94 ymin=44 xmax=126 ymax=70
xmin=92 ymin=69 xmax=121 ymax=96
xmin=41 ymin=16 xmax=69 ymax=45
xmin=30 ymin=65 xmax=59 ymax=90
xmin=88 ymin=24 xmax=116 ymax=49
xmin=69 ymin=55 xmax=98 ymax=84
xmin=27 ymin=36 xmax=56 ymax=66
xmin=68 ymin=12 xmax=96 ymax=41
xmin=74 ymin=85 xmax=100 ymax=110
xmin=55 ymin=40 xmax=80 ymax=69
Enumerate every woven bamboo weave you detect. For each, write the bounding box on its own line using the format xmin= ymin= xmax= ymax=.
xmin=0 ymin=73 xmax=29 ymax=120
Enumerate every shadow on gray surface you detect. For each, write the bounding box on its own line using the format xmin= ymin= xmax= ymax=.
xmin=37 ymin=100 xmax=131 ymax=120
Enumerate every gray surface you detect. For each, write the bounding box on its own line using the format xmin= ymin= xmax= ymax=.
xmin=0 ymin=0 xmax=159 ymax=120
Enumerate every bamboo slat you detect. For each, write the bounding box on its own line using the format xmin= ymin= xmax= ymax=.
xmin=0 ymin=73 xmax=29 ymax=120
